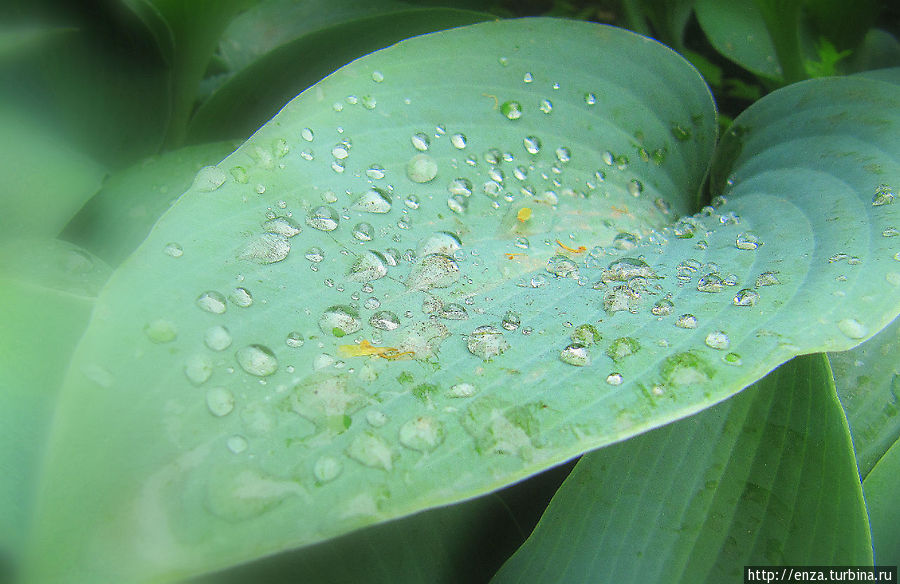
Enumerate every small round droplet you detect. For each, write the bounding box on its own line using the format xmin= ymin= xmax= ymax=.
xmin=466 ymin=325 xmax=510 ymax=360
xmin=205 ymin=325 xmax=233 ymax=351
xmin=185 ymin=354 xmax=213 ymax=385
xmin=606 ymin=372 xmax=623 ymax=385
xmin=301 ymin=127 xmax=314 ymax=141
xmin=447 ymin=178 xmax=473 ymax=197
xmin=523 ymin=135 xmax=541 ymax=155
xmin=555 ymin=147 xmax=571 ymax=163
xmin=235 ymin=345 xmax=278 ymax=377
xmin=371 ymin=70 xmax=384 ymax=83
xmin=585 ymin=92 xmax=597 ymax=105
xmin=285 ymin=331 xmax=305 ymax=348
xmin=697 ymin=273 xmax=725 ymax=293
xmin=399 ymin=416 xmax=444 ymax=452
xmin=352 ymin=222 xmax=374 ymax=241
xmin=651 ymin=299 xmax=674 ymax=316
xmin=450 ymin=133 xmax=467 ymax=149
xmin=501 ymin=101 xmax=523 ymax=120
xmin=704 ymin=331 xmax=730 ymax=350
xmin=197 ymin=291 xmax=227 ymax=314
xmin=735 ymin=231 xmax=761 ymax=250
xmin=539 ymin=99 xmax=553 ymax=114
xmin=404 ymin=194 xmax=420 ymax=209
xmin=348 ymin=251 xmax=388 ymax=282
xmin=501 ymin=311 xmax=521 ymax=331
xmin=206 ymin=387 xmax=235 ymax=417
xmin=226 ymin=435 xmax=248 ymax=454
xmin=606 ymin=337 xmax=640 ymax=362
xmin=407 ymin=154 xmax=438 ymax=183
xmin=164 ymin=242 xmax=183 ymax=258
xmin=675 ymin=314 xmax=698 ymax=329
xmin=571 ymin=324 xmax=601 ymax=346
xmin=314 ymin=456 xmax=343 ymax=483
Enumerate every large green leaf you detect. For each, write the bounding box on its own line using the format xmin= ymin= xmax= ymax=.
xmin=186 ymin=0 xmax=493 ymax=144
xmin=491 ymin=354 xmax=871 ymax=583
xmin=0 ymin=240 xmax=110 ymax=563
xmin=831 ymin=315 xmax=900 ymax=479
xmin=864 ymin=435 xmax=900 ymax=565
xmin=23 ymin=19 xmax=900 ymax=583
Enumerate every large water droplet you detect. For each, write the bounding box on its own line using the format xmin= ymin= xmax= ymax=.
xmin=399 ymin=416 xmax=445 ymax=452
xmin=501 ymin=311 xmax=521 ymax=331
xmin=314 ymin=456 xmax=342 ymax=483
xmin=733 ymin=288 xmax=760 ymax=307
xmin=354 ymin=188 xmax=393 ymax=213
xmin=660 ymin=352 xmax=713 ymax=386
xmin=735 ymin=231 xmax=761 ymax=250
xmin=407 ymin=154 xmax=438 ymax=183
xmin=547 ymin=255 xmax=579 ymax=278
xmin=560 ymin=344 xmax=590 ymax=366
xmin=320 ymin=305 xmax=362 ymax=337
xmin=263 ymin=216 xmax=301 ymax=238
xmin=205 ymin=325 xmax=233 ymax=351
xmin=606 ymin=337 xmax=640 ymax=362
xmin=756 ymin=271 xmax=781 ymax=286
xmin=571 ymin=324 xmax=601 ymax=345
xmin=697 ymin=273 xmax=725 ymax=293
xmin=185 ymin=354 xmax=213 ymax=385
xmin=406 ymin=254 xmax=461 ymax=291
xmin=370 ymin=310 xmax=400 ymax=331
xmin=652 ymin=299 xmax=674 ymax=316
xmin=348 ymin=251 xmax=388 ymax=282
xmin=451 ymin=133 xmax=467 ymax=149
xmin=501 ymin=101 xmax=523 ymax=120
xmin=448 ymin=382 xmax=477 ymax=398
xmin=439 ymin=303 xmax=468 ymax=320
xmin=306 ymin=206 xmax=340 ymax=231
xmin=230 ymin=287 xmax=253 ymax=308
xmin=164 ymin=242 xmax=183 ymax=258
xmin=346 ymin=432 xmax=395 ymax=471
xmin=602 ymin=257 xmax=656 ymax=282
xmin=193 ymin=165 xmax=227 ymax=191
xmin=467 ymin=325 xmax=510 ymax=360
xmin=352 ymin=222 xmax=374 ymax=241
xmin=197 ymin=291 xmax=227 ymax=314
xmin=523 ymin=135 xmax=541 ymax=155
xmin=418 ymin=231 xmax=462 ymax=257
xmin=206 ymin=387 xmax=235 ymax=417
xmin=235 ymin=344 xmax=278 ymax=376
xmin=837 ymin=318 xmax=867 ymax=339
xmin=872 ymin=184 xmax=895 ymax=206
xmin=285 ymin=331 xmax=305 ymax=347
xmin=238 ymin=233 xmax=291 ymax=264
xmin=606 ymin=372 xmax=623 ymax=385
xmin=704 ymin=331 xmax=730 ymax=350
xmin=411 ymin=132 xmax=430 ymax=151
xmin=675 ymin=313 xmax=698 ymax=329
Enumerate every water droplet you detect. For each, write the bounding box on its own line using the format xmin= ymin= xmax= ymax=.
xmin=143 ymin=319 xmax=177 ymax=343
xmin=206 ymin=387 xmax=235 ymax=417
xmin=263 ymin=216 xmax=301 ymax=238
xmin=301 ymin=127 xmax=314 ymax=141
xmin=523 ymin=135 xmax=541 ymax=155
xmin=284 ymin=331 xmax=305 ymax=348
xmin=185 ymin=354 xmax=213 ymax=385
xmin=501 ymin=311 xmax=521 ymax=331
xmin=230 ymin=287 xmax=253 ymax=308
xmin=547 ymin=255 xmax=579 ymax=278
xmin=660 ymin=351 xmax=714 ymax=386
xmin=205 ymin=325 xmax=233 ymax=351
xmin=704 ymin=331 xmax=730 ymax=350
xmin=733 ymin=288 xmax=760 ymax=307
xmin=306 ymin=206 xmax=340 ymax=231
xmin=439 ymin=303 xmax=469 ymax=320
xmin=347 ymin=432 xmax=395 ymax=471
xmin=237 ymin=233 xmax=291 ymax=264
xmin=447 ymin=178 xmax=473 ymax=197
xmin=882 ymin=227 xmax=898 ymax=237
xmin=555 ymin=147 xmax=571 ymax=163
xmin=602 ymin=257 xmax=656 ymax=282
xmin=406 ymin=254 xmax=461 ymax=291
xmin=448 ymin=382 xmax=477 ymax=398
xmin=522 ymin=72 xmax=534 ymax=83
xmin=399 ymin=416 xmax=444 ymax=452
xmin=305 ymin=247 xmax=325 ymax=263
xmin=353 ymin=188 xmax=392 ymax=213
xmin=735 ymin=231 xmax=761 ymax=250
xmin=873 ymin=184 xmax=895 ymax=206
xmin=407 ymin=153 xmax=438 ymax=183
xmin=697 ymin=273 xmax=725 ymax=293
xmin=675 ymin=314 xmax=698 ymax=329
xmin=571 ymin=324 xmax=601 ymax=345
xmin=560 ymin=344 xmax=590 ymax=366
xmin=837 ymin=318 xmax=867 ymax=339
xmin=366 ymin=164 xmax=386 ymax=180
xmin=539 ymin=99 xmax=553 ymax=114
xmin=514 ymin=237 xmax=530 ymax=249
xmin=627 ymin=180 xmax=643 ymax=197
xmin=193 ymin=165 xmax=227 ymax=191
xmin=419 ymin=231 xmax=462 ymax=257
xmin=197 ymin=290 xmax=227 ymax=314
xmin=368 ymin=310 xmax=399 ymax=331
xmin=467 ymin=325 xmax=510 ymax=360
xmin=320 ymin=305 xmax=362 ymax=337
xmin=235 ymin=344 xmax=278 ymax=377
xmin=352 ymin=222 xmax=374 ymax=241
xmin=348 ymin=251 xmax=388 ymax=282
xmin=164 ymin=242 xmax=183 ymax=258
xmin=606 ymin=372 xmax=623 ymax=385
xmin=606 ymin=337 xmax=640 ymax=362
xmin=411 ymin=132 xmax=430 ymax=151
xmin=671 ymin=123 xmax=691 ymax=141
xmin=652 ymin=299 xmax=674 ymax=316
xmin=371 ymin=70 xmax=384 ymax=83
xmin=755 ymin=271 xmax=780 ymax=286
xmin=613 ymin=232 xmax=638 ymax=250
xmin=501 ymin=101 xmax=523 ymax=120
xmin=226 ymin=435 xmax=248 ymax=454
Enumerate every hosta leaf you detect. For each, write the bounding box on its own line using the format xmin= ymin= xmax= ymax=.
xmin=0 ymin=240 xmax=110 ymax=563
xmin=694 ymin=0 xmax=783 ymax=81
xmin=186 ymin=0 xmax=492 ymax=144
xmin=863 ymin=435 xmax=900 ymax=565
xmin=24 ymin=19 xmax=900 ymax=583
xmin=63 ymin=141 xmax=239 ymax=266
xmin=831 ymin=314 xmax=900 ymax=479
xmin=491 ymin=354 xmax=871 ymax=583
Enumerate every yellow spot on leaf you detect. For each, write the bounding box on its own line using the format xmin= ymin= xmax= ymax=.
xmin=517 ymin=207 xmax=532 ymax=222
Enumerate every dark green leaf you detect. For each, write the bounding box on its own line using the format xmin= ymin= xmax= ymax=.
xmin=491 ymin=354 xmax=871 ymax=583
xmin=863 ymin=436 xmax=900 ymax=566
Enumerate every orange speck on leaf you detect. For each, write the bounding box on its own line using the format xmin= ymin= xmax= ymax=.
xmin=504 ymin=252 xmax=527 ymax=260
xmin=556 ymin=240 xmax=587 ymax=253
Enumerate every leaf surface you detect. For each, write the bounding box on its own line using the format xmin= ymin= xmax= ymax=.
xmin=491 ymin=354 xmax=871 ymax=583
xmin=863 ymin=435 xmax=900 ymax=566
xmin=24 ymin=19 xmax=900 ymax=583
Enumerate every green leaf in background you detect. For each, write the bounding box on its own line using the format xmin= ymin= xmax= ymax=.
xmin=490 ymin=353 xmax=871 ymax=583
xmin=831 ymin=315 xmax=900 ymax=479
xmin=694 ymin=0 xmax=784 ymax=82
xmin=62 ymin=141 xmax=239 ymax=267
xmin=186 ymin=0 xmax=493 ymax=144
xmin=0 ymin=101 xmax=106 ymax=241
xmin=22 ymin=18 xmax=900 ymax=583
xmin=0 ymin=25 xmax=73 ymax=62
xmin=122 ymin=0 xmax=258 ymax=148
xmin=864 ymin=436 xmax=900 ymax=566
xmin=0 ymin=240 xmax=111 ymax=565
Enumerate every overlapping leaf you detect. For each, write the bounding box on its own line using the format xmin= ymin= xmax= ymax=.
xmin=23 ymin=19 xmax=900 ymax=583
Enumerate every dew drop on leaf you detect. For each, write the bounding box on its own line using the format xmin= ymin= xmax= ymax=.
xmin=704 ymin=331 xmax=730 ymax=350
xmin=466 ymin=325 xmax=510 ymax=360
xmin=238 ymin=233 xmax=291 ymax=264
xmin=370 ymin=310 xmax=400 ymax=331
xmin=163 ymin=242 xmax=183 ymax=258
xmin=346 ymin=432 xmax=395 ymax=471
xmin=306 ymin=206 xmax=340 ymax=231
xmin=314 ymin=456 xmax=342 ymax=483
xmin=399 ymin=416 xmax=445 ymax=452
xmin=501 ymin=101 xmax=523 ymax=120
xmin=319 ymin=305 xmax=362 ymax=336
xmin=229 ymin=287 xmax=253 ymax=308
xmin=406 ymin=153 xmax=438 ymax=183
xmin=837 ymin=318 xmax=867 ymax=339
xmin=206 ymin=387 xmax=235 ymax=417
xmin=143 ymin=319 xmax=177 ymax=343
xmin=675 ymin=313 xmax=698 ymax=329
xmin=205 ymin=325 xmax=233 ymax=351
xmin=559 ymin=344 xmax=590 ymax=366
xmin=185 ymin=354 xmax=213 ymax=385
xmin=235 ymin=344 xmax=278 ymax=377
xmin=192 ymin=165 xmax=227 ymax=191
xmin=733 ymin=288 xmax=760 ymax=307
xmin=197 ymin=291 xmax=227 ymax=314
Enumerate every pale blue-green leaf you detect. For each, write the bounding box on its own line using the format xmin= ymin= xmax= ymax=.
xmin=0 ymin=240 xmax=111 ymax=563
xmin=491 ymin=353 xmax=871 ymax=583
xmin=831 ymin=315 xmax=900 ymax=479
xmin=187 ymin=0 xmax=492 ymax=143
xmin=863 ymin=435 xmax=900 ymax=565
xmin=23 ymin=19 xmax=900 ymax=583
xmin=0 ymin=101 xmax=106 ymax=241
xmin=694 ymin=0 xmax=783 ymax=81
xmin=63 ymin=141 xmax=239 ymax=266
